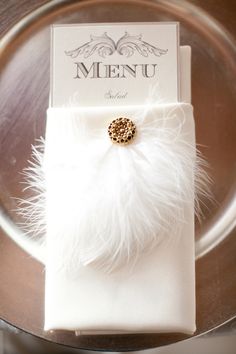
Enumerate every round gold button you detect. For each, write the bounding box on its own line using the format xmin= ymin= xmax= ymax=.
xmin=108 ymin=117 xmax=136 ymax=145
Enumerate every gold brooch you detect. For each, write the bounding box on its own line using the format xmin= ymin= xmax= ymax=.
xmin=108 ymin=117 xmax=136 ymax=145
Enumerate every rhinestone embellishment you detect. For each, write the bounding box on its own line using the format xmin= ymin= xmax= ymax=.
xmin=108 ymin=117 xmax=136 ymax=145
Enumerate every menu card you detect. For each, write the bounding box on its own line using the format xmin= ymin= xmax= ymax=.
xmin=51 ymin=22 xmax=179 ymax=107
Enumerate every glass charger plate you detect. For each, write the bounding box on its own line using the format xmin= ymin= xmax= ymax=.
xmin=0 ymin=0 xmax=236 ymax=351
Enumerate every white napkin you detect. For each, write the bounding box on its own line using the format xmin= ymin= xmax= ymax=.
xmin=44 ymin=46 xmax=196 ymax=334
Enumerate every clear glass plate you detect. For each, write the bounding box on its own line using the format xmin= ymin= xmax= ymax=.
xmin=0 ymin=0 xmax=236 ymax=350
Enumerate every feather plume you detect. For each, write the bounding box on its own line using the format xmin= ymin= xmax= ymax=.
xmin=18 ymin=104 xmax=211 ymax=273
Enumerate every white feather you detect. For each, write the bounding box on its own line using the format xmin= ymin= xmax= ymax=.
xmin=18 ymin=104 xmax=211 ymax=273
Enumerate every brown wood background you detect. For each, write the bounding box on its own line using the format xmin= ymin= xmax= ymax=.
xmin=0 ymin=0 xmax=236 ymax=351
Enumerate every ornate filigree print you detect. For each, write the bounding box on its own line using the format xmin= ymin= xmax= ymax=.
xmin=65 ymin=32 xmax=168 ymax=59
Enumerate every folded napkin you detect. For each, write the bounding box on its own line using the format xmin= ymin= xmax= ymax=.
xmin=44 ymin=102 xmax=195 ymax=334
xmin=42 ymin=46 xmax=196 ymax=334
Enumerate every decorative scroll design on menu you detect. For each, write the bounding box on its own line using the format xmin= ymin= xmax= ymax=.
xmin=65 ymin=32 xmax=168 ymax=59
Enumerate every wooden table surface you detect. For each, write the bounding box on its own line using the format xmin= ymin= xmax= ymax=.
xmin=0 ymin=0 xmax=236 ymax=351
